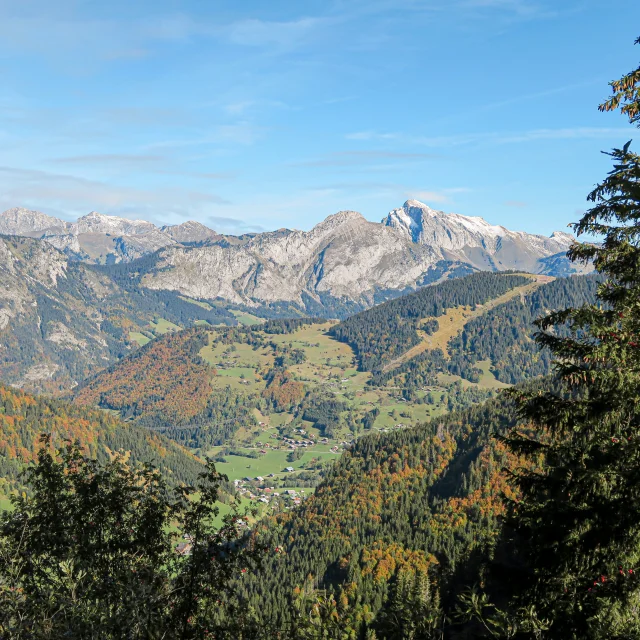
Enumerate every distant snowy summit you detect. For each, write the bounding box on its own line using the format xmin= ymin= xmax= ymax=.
xmin=383 ymin=200 xmax=575 ymax=273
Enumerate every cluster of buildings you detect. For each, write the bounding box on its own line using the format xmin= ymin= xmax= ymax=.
xmin=233 ymin=477 xmax=306 ymax=507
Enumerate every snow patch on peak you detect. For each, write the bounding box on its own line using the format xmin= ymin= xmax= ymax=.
xmin=447 ymin=213 xmax=507 ymax=238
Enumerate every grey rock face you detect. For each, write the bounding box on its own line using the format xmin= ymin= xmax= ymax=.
xmin=142 ymin=210 xmax=440 ymax=306
xmin=0 ymin=235 xmax=127 ymax=390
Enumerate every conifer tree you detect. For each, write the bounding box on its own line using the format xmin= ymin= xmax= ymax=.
xmin=499 ymin=36 xmax=640 ymax=639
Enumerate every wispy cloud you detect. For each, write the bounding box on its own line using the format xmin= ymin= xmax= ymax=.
xmin=47 ymin=154 xmax=234 ymax=181
xmin=292 ymin=149 xmax=440 ymax=167
xmin=504 ymin=200 xmax=528 ymax=207
xmin=0 ymin=165 xmax=229 ymax=222
xmin=346 ymin=127 xmax=632 ymax=147
xmin=207 ymin=215 xmax=265 ymax=234
xmin=103 ymin=48 xmax=150 ymax=61
xmin=50 ymin=154 xmax=166 ymax=167
xmin=224 ymin=99 xmax=293 ymax=115
xmin=226 ymin=17 xmax=330 ymax=48
xmin=405 ymin=187 xmax=471 ymax=204
xmin=405 ymin=190 xmax=450 ymax=204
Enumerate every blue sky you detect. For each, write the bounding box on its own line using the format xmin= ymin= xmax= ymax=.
xmin=0 ymin=0 xmax=638 ymax=236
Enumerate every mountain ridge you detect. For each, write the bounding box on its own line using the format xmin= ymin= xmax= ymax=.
xmin=0 ymin=200 xmax=591 ymax=315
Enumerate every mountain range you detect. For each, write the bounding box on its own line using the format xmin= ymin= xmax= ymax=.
xmin=0 ymin=200 xmax=590 ymax=314
xmin=0 ymin=207 xmax=220 ymax=263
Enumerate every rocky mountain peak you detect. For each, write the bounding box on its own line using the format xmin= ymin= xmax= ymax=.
xmin=550 ymin=230 xmax=575 ymax=244
xmin=0 ymin=207 xmax=70 ymax=236
xmin=74 ymin=211 xmax=157 ymax=236
xmin=161 ymin=220 xmax=219 ymax=243
xmin=321 ymin=210 xmax=366 ymax=226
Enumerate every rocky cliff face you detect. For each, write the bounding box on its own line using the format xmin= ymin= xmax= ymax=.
xmin=0 ymin=236 xmax=129 ymax=390
xmin=0 ymin=207 xmax=70 ymax=236
xmin=161 ymin=221 xmax=220 ymax=244
xmin=139 ymin=202 xmax=589 ymax=311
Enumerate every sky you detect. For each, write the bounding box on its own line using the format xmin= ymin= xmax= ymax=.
xmin=0 ymin=0 xmax=638 ymax=237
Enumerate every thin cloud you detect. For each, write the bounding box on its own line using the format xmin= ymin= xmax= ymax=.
xmin=227 ymin=17 xmax=330 ymax=48
xmin=146 ymin=123 xmax=265 ymax=150
xmin=292 ymin=149 xmax=440 ymax=167
xmin=0 ymin=166 xmax=229 ymax=222
xmin=103 ymin=48 xmax=150 ymax=61
xmin=345 ymin=127 xmax=632 ymax=147
xmin=207 ymin=215 xmax=265 ymax=234
xmin=405 ymin=190 xmax=450 ymax=204
xmin=406 ymin=187 xmax=471 ymax=204
xmin=224 ymin=99 xmax=293 ymax=115
xmin=50 ymin=154 xmax=166 ymax=166
xmin=48 ymin=156 xmax=234 ymax=181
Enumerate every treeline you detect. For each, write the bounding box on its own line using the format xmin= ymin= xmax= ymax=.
xmin=257 ymin=317 xmax=324 ymax=334
xmin=329 ymin=272 xmax=531 ymax=372
xmin=366 ymin=274 xmax=600 ymax=393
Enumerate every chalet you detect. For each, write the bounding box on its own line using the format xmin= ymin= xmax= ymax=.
xmin=285 ymin=466 xmax=295 ymax=472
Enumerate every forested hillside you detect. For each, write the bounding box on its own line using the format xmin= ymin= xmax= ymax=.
xmin=73 ymin=327 xmax=260 ymax=447
xmin=0 ymin=384 xmax=204 ymax=498
xmin=69 ymin=275 xmax=599 ymax=493
xmin=447 ymin=273 xmax=601 ymax=383
xmin=330 ymin=273 xmax=599 ymax=395
xmin=328 ymin=272 xmax=531 ymax=371
xmin=235 ymin=386 xmax=530 ymax=634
